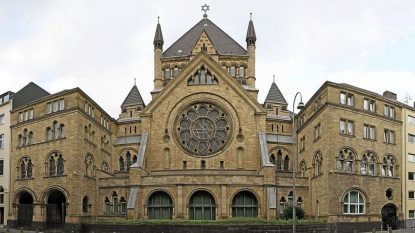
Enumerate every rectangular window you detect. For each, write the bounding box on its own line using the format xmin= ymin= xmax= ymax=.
xmin=230 ymin=67 xmax=236 ymax=77
xmin=409 ymin=154 xmax=415 ymax=163
xmin=53 ymin=101 xmax=59 ymax=112
xmin=0 ymin=159 xmax=3 ymax=175
xmin=409 ymin=134 xmax=415 ymax=144
xmin=340 ymin=119 xmax=354 ymax=135
xmin=28 ymin=109 xmax=33 ymax=119
xmin=363 ymin=98 xmax=376 ymax=112
xmin=0 ymin=134 xmax=4 ymax=149
xmin=314 ymin=123 xmax=321 ymax=140
xmin=409 ymin=115 xmax=415 ymax=125
xmin=59 ymin=99 xmax=65 ymax=110
xmin=384 ymin=105 xmax=395 ymax=118
xmin=384 ymin=129 xmax=395 ymax=144
xmin=340 ymin=92 xmax=354 ymax=106
xmin=23 ymin=111 xmax=28 ymax=121
xmin=300 ymin=136 xmax=305 ymax=151
xmin=164 ymin=69 xmax=170 ymax=79
xmin=409 ymin=191 xmax=415 ymax=199
xmin=410 ymin=210 xmax=415 ymax=219
xmin=19 ymin=112 xmax=23 ymax=122
xmin=409 ymin=172 xmax=415 ymax=181
xmin=47 ymin=102 xmax=53 ymax=113
xmin=363 ymin=124 xmax=376 ymax=140
xmin=239 ymin=67 xmax=245 ymax=77
xmin=0 ymin=114 xmax=4 ymax=124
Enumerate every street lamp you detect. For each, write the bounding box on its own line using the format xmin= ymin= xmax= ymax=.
xmin=292 ymin=92 xmax=305 ymax=233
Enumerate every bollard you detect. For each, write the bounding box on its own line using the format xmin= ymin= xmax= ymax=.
xmin=20 ymin=227 xmax=24 ymax=233
xmin=354 ymin=229 xmax=357 ymax=233
xmin=36 ymin=228 xmax=39 ymax=233
xmin=5 ymin=226 xmax=10 ymax=233
xmin=371 ymin=228 xmax=375 ymax=233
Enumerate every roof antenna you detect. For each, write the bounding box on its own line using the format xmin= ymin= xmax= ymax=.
xmin=250 ymin=12 xmax=252 ymax=20
xmin=157 ymin=16 xmax=160 ymax=24
xmin=201 ymin=4 xmax=209 ymax=18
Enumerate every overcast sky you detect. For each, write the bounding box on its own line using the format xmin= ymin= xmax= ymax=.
xmin=1 ymin=0 xmax=415 ymax=118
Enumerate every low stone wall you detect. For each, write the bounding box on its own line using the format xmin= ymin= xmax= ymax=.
xmin=7 ymin=220 xmax=402 ymax=233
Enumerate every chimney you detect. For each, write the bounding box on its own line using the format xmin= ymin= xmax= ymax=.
xmin=383 ymin=91 xmax=397 ymax=100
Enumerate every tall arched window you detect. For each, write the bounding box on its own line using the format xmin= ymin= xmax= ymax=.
xmin=189 ymin=191 xmax=216 ymax=220
xmin=279 ymin=197 xmax=286 ymax=215
xmin=276 ymin=150 xmax=282 ymax=170
xmin=126 ymin=151 xmax=131 ymax=170
xmin=102 ymin=161 xmax=109 ymax=173
xmin=57 ymin=154 xmax=64 ymax=175
xmin=119 ymin=157 xmax=125 ymax=171
xmin=360 ymin=152 xmax=376 ymax=175
xmin=382 ymin=154 xmax=396 ymax=177
xmin=27 ymin=131 xmax=33 ymax=145
xmin=147 ymin=191 xmax=173 ymax=219
xmin=85 ymin=154 xmax=94 ymax=177
xmin=337 ymin=148 xmax=354 ymax=173
xmin=60 ymin=124 xmax=65 ymax=138
xmin=46 ymin=127 xmax=53 ymax=141
xmin=53 ymin=121 xmax=59 ymax=139
xmin=269 ymin=154 xmax=276 ymax=165
xmin=232 ymin=191 xmax=258 ymax=218
xmin=82 ymin=196 xmax=90 ymax=214
xmin=22 ymin=129 xmax=28 ymax=147
xmin=132 ymin=155 xmax=137 ymax=164
xmin=300 ymin=160 xmax=306 ymax=177
xmin=49 ymin=156 xmax=56 ymax=176
xmin=283 ymin=155 xmax=290 ymax=170
xmin=343 ymin=190 xmax=365 ymax=214
xmin=314 ymin=151 xmax=323 ymax=176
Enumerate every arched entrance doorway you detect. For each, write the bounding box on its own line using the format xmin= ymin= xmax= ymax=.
xmin=17 ymin=191 xmax=34 ymax=226
xmin=382 ymin=204 xmax=398 ymax=230
xmin=46 ymin=190 xmax=66 ymax=228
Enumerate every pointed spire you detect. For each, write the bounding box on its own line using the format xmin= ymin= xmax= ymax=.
xmin=153 ymin=16 xmax=164 ymax=49
xmin=121 ymin=85 xmax=145 ymax=108
xmin=246 ymin=13 xmax=256 ymax=46
xmin=264 ymin=79 xmax=288 ymax=105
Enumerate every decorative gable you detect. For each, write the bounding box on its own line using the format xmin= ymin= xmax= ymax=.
xmin=191 ymin=31 xmax=217 ymax=55
xmin=188 ymin=67 xmax=218 ymax=85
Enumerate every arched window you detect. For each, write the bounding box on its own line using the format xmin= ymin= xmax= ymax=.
xmin=189 ymin=191 xmax=216 ymax=220
xmin=102 ymin=161 xmax=109 ymax=173
xmin=27 ymin=160 xmax=32 ymax=178
xmin=112 ymin=192 xmax=118 ymax=213
xmin=279 ymin=197 xmax=286 ymax=215
xmin=360 ymin=152 xmax=376 ymax=175
xmin=269 ymin=154 xmax=276 ymax=165
xmin=147 ymin=191 xmax=173 ymax=219
xmin=187 ymin=68 xmax=218 ymax=85
xmin=297 ymin=197 xmax=303 ymax=208
xmin=85 ymin=154 xmax=94 ymax=177
xmin=126 ymin=151 xmax=131 ymax=170
xmin=276 ymin=150 xmax=282 ymax=170
xmin=119 ymin=157 xmax=125 ymax=171
xmin=46 ymin=127 xmax=53 ymax=141
xmin=382 ymin=154 xmax=396 ymax=177
xmin=120 ymin=197 xmax=126 ymax=213
xmin=283 ymin=155 xmax=289 ymax=170
xmin=132 ymin=155 xmax=137 ymax=164
xmin=27 ymin=131 xmax=33 ymax=145
xmin=53 ymin=121 xmax=59 ymax=139
xmin=104 ymin=197 xmax=111 ymax=213
xmin=57 ymin=154 xmax=64 ymax=175
xmin=314 ymin=151 xmax=323 ymax=176
xmin=22 ymin=129 xmax=28 ymax=147
xmin=337 ymin=148 xmax=354 ymax=173
xmin=49 ymin=156 xmax=56 ymax=176
xmin=18 ymin=134 xmax=23 ymax=147
xmin=60 ymin=124 xmax=65 ymax=138
xmin=343 ymin=191 xmax=365 ymax=214
xmin=232 ymin=191 xmax=258 ymax=218
xmin=20 ymin=160 xmax=26 ymax=178
xmin=82 ymin=196 xmax=90 ymax=214
xmin=0 ymin=186 xmax=4 ymax=204
xmin=300 ymin=160 xmax=306 ymax=177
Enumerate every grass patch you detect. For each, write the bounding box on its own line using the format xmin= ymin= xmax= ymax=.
xmin=95 ymin=218 xmax=326 ymax=225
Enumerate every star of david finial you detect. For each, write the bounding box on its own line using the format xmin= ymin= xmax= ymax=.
xmin=201 ymin=4 xmax=209 ymax=18
xmin=273 ymin=75 xmax=275 ymax=83
xmin=134 ymin=78 xmax=136 ymax=86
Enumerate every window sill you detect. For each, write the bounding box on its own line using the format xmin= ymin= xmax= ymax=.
xmin=43 ymin=174 xmax=67 ymax=179
xmin=383 ymin=142 xmax=396 ymax=146
xmin=363 ymin=138 xmax=376 ymax=142
xmin=16 ymin=178 xmax=34 ymax=181
xmin=313 ymin=137 xmax=321 ymax=143
xmin=339 ymin=133 xmax=355 ymax=138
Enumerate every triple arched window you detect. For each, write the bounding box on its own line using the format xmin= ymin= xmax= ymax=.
xmin=46 ymin=121 xmax=65 ymax=141
xmin=336 ymin=148 xmax=355 ymax=173
xmin=104 ymin=191 xmax=126 ymax=214
xmin=48 ymin=152 xmax=64 ymax=176
xmin=382 ymin=154 xmax=396 ymax=177
xmin=360 ymin=152 xmax=376 ymax=175
xmin=269 ymin=149 xmax=290 ymax=171
xmin=119 ymin=150 xmax=137 ymax=172
xmin=18 ymin=129 xmax=33 ymax=147
xmin=314 ymin=151 xmax=323 ymax=176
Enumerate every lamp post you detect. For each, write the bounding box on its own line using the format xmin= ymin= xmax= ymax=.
xmin=292 ymin=92 xmax=305 ymax=233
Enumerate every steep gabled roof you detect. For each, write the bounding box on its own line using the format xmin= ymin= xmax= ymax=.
xmin=264 ymin=82 xmax=288 ymax=105
xmin=121 ymin=85 xmax=145 ymax=107
xmin=163 ymin=18 xmax=247 ymax=57
xmin=12 ymin=82 xmax=50 ymax=109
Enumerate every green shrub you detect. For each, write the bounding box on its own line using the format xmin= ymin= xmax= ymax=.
xmin=282 ymin=205 xmax=305 ymax=220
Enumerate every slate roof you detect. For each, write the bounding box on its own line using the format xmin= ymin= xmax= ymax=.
xmin=153 ymin=21 xmax=164 ymax=48
xmin=12 ymin=82 xmax=50 ymax=109
xmin=246 ymin=18 xmax=256 ymax=43
xmin=121 ymin=85 xmax=145 ymax=107
xmin=264 ymin=82 xmax=288 ymax=105
xmin=163 ymin=18 xmax=247 ymax=57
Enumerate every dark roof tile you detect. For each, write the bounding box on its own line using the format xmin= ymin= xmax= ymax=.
xmin=121 ymin=85 xmax=145 ymax=107
xmin=264 ymin=82 xmax=288 ymax=105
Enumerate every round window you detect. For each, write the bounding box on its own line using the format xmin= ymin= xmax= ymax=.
xmin=176 ymin=102 xmax=231 ymax=156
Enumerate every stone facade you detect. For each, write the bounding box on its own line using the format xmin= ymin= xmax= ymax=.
xmin=5 ymin=12 xmax=406 ymax=231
